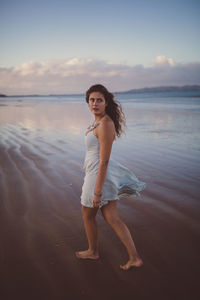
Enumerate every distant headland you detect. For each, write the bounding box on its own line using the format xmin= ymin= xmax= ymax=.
xmin=117 ymin=85 xmax=200 ymax=94
xmin=0 ymin=85 xmax=200 ymax=97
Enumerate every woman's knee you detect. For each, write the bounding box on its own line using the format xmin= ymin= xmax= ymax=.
xmin=102 ymin=212 xmax=120 ymax=227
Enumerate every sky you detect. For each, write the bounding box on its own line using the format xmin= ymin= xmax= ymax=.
xmin=0 ymin=0 xmax=200 ymax=94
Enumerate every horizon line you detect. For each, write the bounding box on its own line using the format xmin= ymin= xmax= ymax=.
xmin=1 ymin=84 xmax=200 ymax=97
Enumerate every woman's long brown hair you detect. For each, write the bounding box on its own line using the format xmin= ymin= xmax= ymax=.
xmin=86 ymin=84 xmax=126 ymax=138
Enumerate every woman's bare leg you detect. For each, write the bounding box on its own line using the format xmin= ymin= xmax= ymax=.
xmin=75 ymin=205 xmax=99 ymax=260
xmin=101 ymin=200 xmax=143 ymax=270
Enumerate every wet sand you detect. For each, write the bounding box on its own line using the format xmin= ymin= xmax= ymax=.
xmin=0 ymin=99 xmax=200 ymax=300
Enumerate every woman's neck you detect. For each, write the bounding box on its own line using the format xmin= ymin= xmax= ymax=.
xmin=94 ymin=113 xmax=106 ymax=122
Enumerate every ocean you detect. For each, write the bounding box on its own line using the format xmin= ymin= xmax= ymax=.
xmin=0 ymin=90 xmax=200 ymax=299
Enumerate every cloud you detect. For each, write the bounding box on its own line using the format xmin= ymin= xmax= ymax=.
xmin=150 ymin=55 xmax=175 ymax=67
xmin=0 ymin=56 xmax=200 ymax=95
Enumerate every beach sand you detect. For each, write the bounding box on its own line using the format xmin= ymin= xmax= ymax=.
xmin=0 ymin=99 xmax=200 ymax=300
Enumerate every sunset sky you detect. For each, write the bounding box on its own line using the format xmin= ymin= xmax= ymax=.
xmin=0 ymin=0 xmax=200 ymax=94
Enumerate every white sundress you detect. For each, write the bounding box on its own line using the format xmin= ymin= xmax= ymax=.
xmin=80 ymin=123 xmax=146 ymax=208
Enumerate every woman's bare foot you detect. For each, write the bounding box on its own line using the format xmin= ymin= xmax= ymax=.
xmin=75 ymin=249 xmax=99 ymax=260
xmin=120 ymin=257 xmax=143 ymax=270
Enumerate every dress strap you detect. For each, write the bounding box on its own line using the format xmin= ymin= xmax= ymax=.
xmin=85 ymin=121 xmax=100 ymax=136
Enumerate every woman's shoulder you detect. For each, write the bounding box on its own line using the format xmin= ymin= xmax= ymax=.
xmin=100 ymin=115 xmax=114 ymax=129
xmin=101 ymin=114 xmax=114 ymax=125
xmin=97 ymin=115 xmax=115 ymax=140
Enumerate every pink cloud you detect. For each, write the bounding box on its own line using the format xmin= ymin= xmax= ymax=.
xmin=0 ymin=56 xmax=200 ymax=95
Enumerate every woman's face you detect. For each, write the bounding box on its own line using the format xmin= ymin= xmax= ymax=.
xmin=88 ymin=92 xmax=107 ymax=117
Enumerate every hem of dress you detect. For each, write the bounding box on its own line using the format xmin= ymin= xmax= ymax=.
xmin=81 ymin=198 xmax=119 ymax=208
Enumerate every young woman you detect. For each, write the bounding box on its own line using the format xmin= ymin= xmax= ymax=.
xmin=75 ymin=84 xmax=146 ymax=270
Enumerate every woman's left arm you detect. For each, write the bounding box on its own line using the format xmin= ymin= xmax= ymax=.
xmin=93 ymin=120 xmax=115 ymax=207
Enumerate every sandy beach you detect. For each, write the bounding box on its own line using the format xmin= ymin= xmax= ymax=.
xmin=0 ymin=97 xmax=200 ymax=300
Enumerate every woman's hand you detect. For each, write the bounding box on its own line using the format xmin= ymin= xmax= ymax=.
xmin=93 ymin=194 xmax=102 ymax=208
